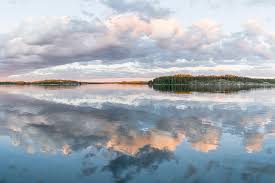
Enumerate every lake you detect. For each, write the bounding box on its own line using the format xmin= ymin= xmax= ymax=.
xmin=1 ymin=85 xmax=275 ymax=183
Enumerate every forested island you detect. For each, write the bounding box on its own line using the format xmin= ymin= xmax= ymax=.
xmin=149 ymin=74 xmax=275 ymax=93
xmin=150 ymin=74 xmax=275 ymax=85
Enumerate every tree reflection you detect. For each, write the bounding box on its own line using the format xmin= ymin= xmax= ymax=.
xmin=153 ymin=84 xmax=271 ymax=93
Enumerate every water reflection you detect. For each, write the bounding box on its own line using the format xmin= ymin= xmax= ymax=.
xmin=1 ymin=85 xmax=275 ymax=182
xmin=152 ymin=84 xmax=273 ymax=93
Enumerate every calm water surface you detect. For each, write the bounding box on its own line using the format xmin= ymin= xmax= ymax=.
xmin=1 ymin=85 xmax=275 ymax=183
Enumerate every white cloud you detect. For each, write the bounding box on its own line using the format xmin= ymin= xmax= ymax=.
xmin=96 ymin=0 xmax=172 ymax=18
xmin=1 ymin=5 xmax=275 ymax=79
xmin=9 ymin=59 xmax=275 ymax=81
xmin=0 ymin=15 xmax=221 ymax=77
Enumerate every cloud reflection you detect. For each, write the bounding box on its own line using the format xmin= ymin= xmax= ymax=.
xmin=2 ymin=85 xmax=275 ymax=182
xmin=0 ymin=85 xmax=275 ymax=156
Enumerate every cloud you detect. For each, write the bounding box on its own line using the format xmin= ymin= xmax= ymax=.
xmin=92 ymin=0 xmax=172 ymax=18
xmin=0 ymin=15 xmax=217 ymax=76
xmin=1 ymin=13 xmax=275 ymax=79
xmin=9 ymin=59 xmax=275 ymax=81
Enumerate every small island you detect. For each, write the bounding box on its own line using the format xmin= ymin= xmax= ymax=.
xmin=0 ymin=80 xmax=82 ymax=86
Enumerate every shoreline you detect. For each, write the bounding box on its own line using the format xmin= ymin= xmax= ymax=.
xmin=0 ymin=82 xmax=149 ymax=86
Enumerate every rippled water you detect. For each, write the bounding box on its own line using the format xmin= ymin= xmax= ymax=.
xmin=1 ymin=85 xmax=275 ymax=183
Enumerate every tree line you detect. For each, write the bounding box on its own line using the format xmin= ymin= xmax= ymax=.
xmin=150 ymin=74 xmax=275 ymax=85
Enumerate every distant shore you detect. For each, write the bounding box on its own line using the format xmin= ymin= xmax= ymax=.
xmin=0 ymin=80 xmax=149 ymax=86
xmin=2 ymin=75 xmax=275 ymax=87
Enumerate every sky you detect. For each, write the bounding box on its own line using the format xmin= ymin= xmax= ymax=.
xmin=1 ymin=0 xmax=275 ymax=81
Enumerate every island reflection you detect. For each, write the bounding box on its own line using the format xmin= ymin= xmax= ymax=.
xmin=152 ymin=84 xmax=273 ymax=94
xmin=1 ymin=85 xmax=275 ymax=182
